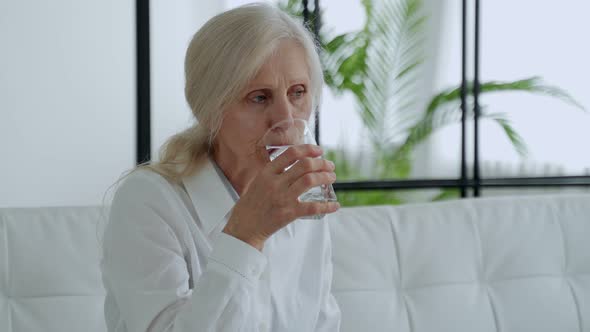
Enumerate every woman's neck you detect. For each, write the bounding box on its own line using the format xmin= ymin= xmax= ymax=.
xmin=212 ymin=150 xmax=258 ymax=196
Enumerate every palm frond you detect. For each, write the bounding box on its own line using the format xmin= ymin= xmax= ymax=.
xmin=320 ymin=0 xmax=426 ymax=153
xmin=393 ymin=76 xmax=586 ymax=164
xmin=426 ymin=77 xmax=585 ymax=116
xmin=482 ymin=112 xmax=529 ymax=157
xmin=389 ymin=102 xmax=460 ymax=168
xmin=365 ymin=0 xmax=426 ymax=150
xmin=480 ymin=77 xmax=585 ymax=110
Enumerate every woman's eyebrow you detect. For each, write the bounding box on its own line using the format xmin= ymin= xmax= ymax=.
xmin=246 ymin=78 xmax=309 ymax=90
xmin=246 ymin=84 xmax=274 ymax=91
xmin=288 ymin=77 xmax=309 ymax=85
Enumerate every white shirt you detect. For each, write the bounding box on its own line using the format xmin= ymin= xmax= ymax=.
xmin=100 ymin=157 xmax=341 ymax=332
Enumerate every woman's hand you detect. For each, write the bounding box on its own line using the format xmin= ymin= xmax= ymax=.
xmin=222 ymin=144 xmax=339 ymax=251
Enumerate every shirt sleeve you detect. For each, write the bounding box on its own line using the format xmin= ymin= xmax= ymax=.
xmin=314 ymin=218 xmax=342 ymax=332
xmin=101 ymin=172 xmax=267 ymax=332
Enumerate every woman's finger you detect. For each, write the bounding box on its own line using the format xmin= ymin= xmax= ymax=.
xmin=282 ymin=157 xmax=335 ymax=185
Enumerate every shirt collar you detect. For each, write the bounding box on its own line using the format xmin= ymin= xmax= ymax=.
xmin=182 ymin=156 xmax=238 ymax=235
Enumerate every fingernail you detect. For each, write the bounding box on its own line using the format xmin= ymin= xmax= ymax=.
xmin=328 ymin=160 xmax=335 ymax=169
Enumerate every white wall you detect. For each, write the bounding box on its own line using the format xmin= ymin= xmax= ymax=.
xmin=150 ymin=0 xmax=225 ymax=159
xmin=0 ymin=0 xmax=225 ymax=207
xmin=0 ymin=0 xmax=135 ymax=207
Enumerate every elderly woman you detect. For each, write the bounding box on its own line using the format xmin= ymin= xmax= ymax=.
xmin=101 ymin=3 xmax=341 ymax=332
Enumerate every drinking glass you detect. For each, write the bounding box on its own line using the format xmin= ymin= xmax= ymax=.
xmin=262 ymin=118 xmax=338 ymax=220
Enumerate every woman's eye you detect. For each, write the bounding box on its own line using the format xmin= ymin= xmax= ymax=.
xmin=250 ymin=94 xmax=267 ymax=104
xmin=291 ymin=87 xmax=306 ymax=98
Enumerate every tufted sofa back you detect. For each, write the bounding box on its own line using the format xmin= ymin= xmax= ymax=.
xmin=1 ymin=194 xmax=589 ymax=332
xmin=0 ymin=207 xmax=106 ymax=332
xmin=328 ymin=194 xmax=590 ymax=332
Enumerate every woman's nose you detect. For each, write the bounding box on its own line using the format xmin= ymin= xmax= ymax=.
xmin=269 ymin=96 xmax=294 ymax=127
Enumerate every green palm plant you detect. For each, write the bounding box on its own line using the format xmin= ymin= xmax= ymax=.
xmin=391 ymin=77 xmax=585 ymax=175
xmin=279 ymin=0 xmax=585 ymax=206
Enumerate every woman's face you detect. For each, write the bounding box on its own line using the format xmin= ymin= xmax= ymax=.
xmin=213 ymin=40 xmax=313 ymax=171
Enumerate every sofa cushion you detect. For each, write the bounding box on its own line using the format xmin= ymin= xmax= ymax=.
xmin=0 ymin=206 xmax=106 ymax=332
xmin=329 ymin=194 xmax=590 ymax=332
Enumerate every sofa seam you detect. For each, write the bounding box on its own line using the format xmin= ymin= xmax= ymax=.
xmin=7 ymin=294 xmax=106 ymax=299
xmin=404 ymin=274 xmax=571 ymax=290
xmin=388 ymin=210 xmax=403 ymax=291
xmin=388 ymin=208 xmax=413 ymax=332
xmin=565 ymin=279 xmax=584 ymax=332
xmin=402 ymin=293 xmax=414 ymax=332
xmin=551 ymin=201 xmax=568 ymax=278
xmin=552 ymin=201 xmax=584 ymax=332
xmin=2 ymin=213 xmax=12 ymax=332
xmin=485 ymin=287 xmax=501 ymax=332
xmin=2 ymin=213 xmax=8 ymax=296
xmin=332 ymin=273 xmax=586 ymax=294
xmin=470 ymin=201 xmax=501 ymax=332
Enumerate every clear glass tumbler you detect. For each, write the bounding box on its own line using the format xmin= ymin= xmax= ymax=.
xmin=262 ymin=118 xmax=338 ymax=219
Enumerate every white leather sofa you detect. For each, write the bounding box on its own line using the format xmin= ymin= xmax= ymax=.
xmin=1 ymin=194 xmax=589 ymax=332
